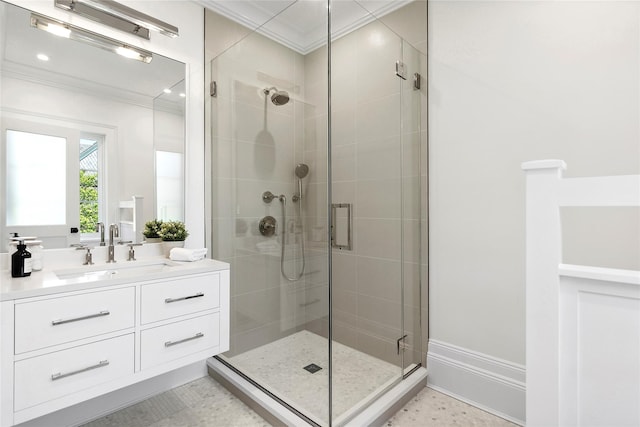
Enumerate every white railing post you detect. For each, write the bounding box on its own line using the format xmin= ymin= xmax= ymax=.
xmin=522 ymin=159 xmax=566 ymax=427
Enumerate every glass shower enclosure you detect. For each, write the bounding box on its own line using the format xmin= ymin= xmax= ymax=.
xmin=205 ymin=1 xmax=427 ymax=425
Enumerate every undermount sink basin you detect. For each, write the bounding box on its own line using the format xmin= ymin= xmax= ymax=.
xmin=55 ymin=260 xmax=177 ymax=281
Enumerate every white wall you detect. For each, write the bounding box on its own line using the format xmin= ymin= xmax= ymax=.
xmin=429 ymin=0 xmax=640 ymax=367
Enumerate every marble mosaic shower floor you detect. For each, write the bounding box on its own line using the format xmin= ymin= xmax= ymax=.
xmin=226 ymin=330 xmax=400 ymax=423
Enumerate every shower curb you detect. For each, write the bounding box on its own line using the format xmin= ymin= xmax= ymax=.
xmin=207 ymin=357 xmax=312 ymax=426
xmin=207 ymin=356 xmax=427 ymax=426
xmin=345 ymin=367 xmax=427 ymax=427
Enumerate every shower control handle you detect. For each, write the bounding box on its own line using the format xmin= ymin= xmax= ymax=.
xmin=262 ymin=191 xmax=276 ymax=203
xmin=259 ymin=216 xmax=277 ymax=237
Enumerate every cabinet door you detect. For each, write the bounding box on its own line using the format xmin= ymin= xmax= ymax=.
xmin=140 ymin=273 xmax=219 ymax=324
xmin=14 ymin=334 xmax=134 ymax=411
xmin=15 ymin=287 xmax=135 ymax=354
xmin=140 ymin=313 xmax=220 ymax=370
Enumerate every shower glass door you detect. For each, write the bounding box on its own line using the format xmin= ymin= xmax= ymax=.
xmin=205 ymin=1 xmax=426 ymax=425
xmin=328 ymin=1 xmax=425 ymax=423
xmin=207 ymin=2 xmax=331 ymax=424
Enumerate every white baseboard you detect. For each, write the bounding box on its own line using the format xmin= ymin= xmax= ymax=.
xmin=427 ymin=339 xmax=525 ymax=426
xmin=16 ymin=361 xmax=208 ymax=427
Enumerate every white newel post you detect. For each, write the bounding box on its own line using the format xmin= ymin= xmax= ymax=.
xmin=522 ymin=160 xmax=567 ymax=427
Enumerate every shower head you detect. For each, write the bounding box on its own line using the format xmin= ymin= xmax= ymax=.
xmin=271 ymin=90 xmax=290 ymax=106
xmin=264 ymin=87 xmax=290 ymax=106
xmin=295 ymin=163 xmax=309 ymax=179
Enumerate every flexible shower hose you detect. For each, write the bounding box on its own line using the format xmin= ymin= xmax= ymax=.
xmin=278 ymin=194 xmax=305 ymax=281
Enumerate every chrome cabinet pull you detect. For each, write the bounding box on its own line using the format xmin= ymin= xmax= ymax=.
xmin=51 ymin=360 xmax=109 ymax=381
xmin=164 ymin=332 xmax=204 ymax=347
xmin=164 ymin=293 xmax=204 ymax=304
xmin=51 ymin=310 xmax=110 ymax=326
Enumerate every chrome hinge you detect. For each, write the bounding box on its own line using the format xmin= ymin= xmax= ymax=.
xmin=413 ymin=72 xmax=421 ymax=90
xmin=210 ymin=81 xmax=217 ymax=97
xmin=395 ymin=61 xmax=407 ymax=80
xmin=396 ymin=334 xmax=408 ymax=354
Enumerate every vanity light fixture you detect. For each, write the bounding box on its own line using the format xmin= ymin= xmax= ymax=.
xmin=31 ymin=14 xmax=153 ymax=64
xmin=114 ymin=46 xmax=148 ymax=61
xmin=55 ymin=0 xmax=179 ymax=39
xmin=29 ymin=16 xmax=71 ymax=38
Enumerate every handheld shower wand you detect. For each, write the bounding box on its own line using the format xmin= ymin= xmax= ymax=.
xmin=292 ymin=163 xmax=309 ymax=202
xmin=268 ymin=164 xmax=310 ymax=282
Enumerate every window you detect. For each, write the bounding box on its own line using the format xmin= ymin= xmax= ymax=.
xmin=156 ymin=150 xmax=184 ymax=221
xmin=6 ymin=130 xmax=67 ymax=226
xmin=2 ymin=120 xmax=105 ymax=248
xmin=79 ymin=135 xmax=104 ymax=239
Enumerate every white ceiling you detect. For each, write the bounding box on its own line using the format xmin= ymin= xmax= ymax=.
xmin=0 ymin=0 xmax=422 ymax=105
xmin=198 ymin=0 xmax=412 ymax=55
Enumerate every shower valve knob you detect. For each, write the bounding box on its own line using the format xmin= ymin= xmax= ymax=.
xmin=259 ymin=216 xmax=277 ymax=237
xmin=262 ymin=191 xmax=276 ymax=203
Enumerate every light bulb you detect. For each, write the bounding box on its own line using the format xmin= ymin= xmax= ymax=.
xmin=45 ymin=23 xmax=71 ymax=38
xmin=116 ymin=46 xmax=142 ymax=60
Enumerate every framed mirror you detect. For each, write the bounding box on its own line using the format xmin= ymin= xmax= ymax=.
xmin=0 ymin=0 xmax=185 ymax=251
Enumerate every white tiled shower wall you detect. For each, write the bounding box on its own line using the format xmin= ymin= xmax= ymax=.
xmin=209 ymin=14 xmax=307 ymax=355
xmin=207 ymin=2 xmax=428 ymax=365
xmin=303 ymin=14 xmax=427 ymax=365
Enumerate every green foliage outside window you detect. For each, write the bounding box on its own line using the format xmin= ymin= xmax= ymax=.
xmin=80 ymin=170 xmax=98 ymax=233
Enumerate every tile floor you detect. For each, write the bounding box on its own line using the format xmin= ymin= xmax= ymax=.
xmin=228 ymin=330 xmax=400 ymax=423
xmin=83 ymin=375 xmax=519 ymax=427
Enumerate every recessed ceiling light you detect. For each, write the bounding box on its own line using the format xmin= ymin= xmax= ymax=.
xmin=36 ymin=53 xmax=49 ymax=61
xmin=163 ymin=88 xmax=172 ymax=94
xmin=179 ymin=93 xmax=186 ymax=98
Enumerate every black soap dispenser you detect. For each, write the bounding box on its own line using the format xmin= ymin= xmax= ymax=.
xmin=11 ymin=240 xmax=32 ymax=278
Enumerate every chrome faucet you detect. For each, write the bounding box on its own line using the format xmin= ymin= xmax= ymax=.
xmin=127 ymin=243 xmax=142 ymax=261
xmin=96 ymin=222 xmax=105 ymax=246
xmin=107 ymin=224 xmax=119 ymax=263
xmin=74 ymin=245 xmax=94 ymax=265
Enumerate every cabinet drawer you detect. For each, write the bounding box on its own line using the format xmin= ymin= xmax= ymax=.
xmin=15 ymin=287 xmax=135 ymax=354
xmin=140 ymin=313 xmax=219 ymax=370
xmin=140 ymin=274 xmax=219 ymax=324
xmin=14 ymin=334 xmax=134 ymax=411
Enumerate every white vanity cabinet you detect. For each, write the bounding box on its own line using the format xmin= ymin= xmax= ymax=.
xmin=0 ymin=261 xmax=229 ymax=427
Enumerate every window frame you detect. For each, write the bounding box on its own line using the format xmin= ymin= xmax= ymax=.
xmin=1 ymin=115 xmax=115 ymax=249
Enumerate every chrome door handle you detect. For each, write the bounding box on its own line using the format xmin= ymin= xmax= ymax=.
xmin=51 ymin=360 xmax=109 ymax=381
xmin=51 ymin=310 xmax=110 ymax=325
xmin=164 ymin=332 xmax=204 ymax=347
xmin=164 ymin=293 xmax=204 ymax=303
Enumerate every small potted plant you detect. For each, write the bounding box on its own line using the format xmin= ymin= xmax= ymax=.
xmin=143 ymin=219 xmax=164 ymax=243
xmin=159 ymin=220 xmax=189 ymax=256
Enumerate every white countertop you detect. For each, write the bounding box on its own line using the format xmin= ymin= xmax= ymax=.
xmin=0 ymin=257 xmax=229 ymax=301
